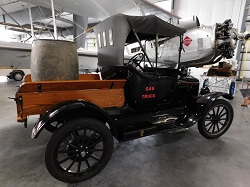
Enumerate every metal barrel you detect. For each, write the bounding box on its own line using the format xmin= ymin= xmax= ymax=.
xmin=31 ymin=39 xmax=79 ymax=81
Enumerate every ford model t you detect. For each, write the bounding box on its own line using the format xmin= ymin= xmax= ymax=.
xmin=14 ymin=14 xmax=234 ymax=183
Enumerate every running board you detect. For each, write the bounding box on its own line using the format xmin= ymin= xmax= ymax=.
xmin=119 ymin=121 xmax=184 ymax=141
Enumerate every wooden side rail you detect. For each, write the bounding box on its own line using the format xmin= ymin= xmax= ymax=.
xmin=19 ymin=79 xmax=126 ymax=93
xmin=16 ymin=88 xmax=125 ymax=122
xmin=16 ymin=79 xmax=126 ymax=122
xmin=24 ymin=74 xmax=101 ymax=83
xmin=79 ymin=74 xmax=100 ymax=80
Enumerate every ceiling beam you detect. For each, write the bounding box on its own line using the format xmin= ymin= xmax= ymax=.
xmin=0 ymin=6 xmax=32 ymax=37
xmin=0 ymin=0 xmax=19 ymax=7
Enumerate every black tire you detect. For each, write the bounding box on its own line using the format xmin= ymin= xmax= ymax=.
xmin=198 ymin=99 xmax=233 ymax=139
xmin=13 ymin=72 xmax=24 ymax=81
xmin=45 ymin=118 xmax=114 ymax=183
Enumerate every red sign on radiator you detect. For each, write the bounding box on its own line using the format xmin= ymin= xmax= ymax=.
xmin=183 ymin=36 xmax=192 ymax=47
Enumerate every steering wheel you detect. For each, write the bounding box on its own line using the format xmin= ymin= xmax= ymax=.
xmin=128 ymin=52 xmax=145 ymax=72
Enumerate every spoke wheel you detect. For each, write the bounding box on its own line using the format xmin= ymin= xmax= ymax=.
xmin=45 ymin=118 xmax=114 ymax=183
xmin=198 ymin=99 xmax=233 ymax=139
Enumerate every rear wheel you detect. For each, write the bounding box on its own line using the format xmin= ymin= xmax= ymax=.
xmin=45 ymin=118 xmax=114 ymax=183
xmin=13 ymin=72 xmax=24 ymax=81
xmin=198 ymin=99 xmax=233 ymax=139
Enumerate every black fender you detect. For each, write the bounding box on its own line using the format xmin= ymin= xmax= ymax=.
xmin=10 ymin=70 xmax=25 ymax=76
xmin=31 ymin=100 xmax=116 ymax=139
xmin=183 ymin=92 xmax=233 ymax=127
xmin=196 ymin=92 xmax=233 ymax=104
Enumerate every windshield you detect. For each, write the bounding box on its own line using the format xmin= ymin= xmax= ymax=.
xmin=127 ymin=36 xmax=181 ymax=69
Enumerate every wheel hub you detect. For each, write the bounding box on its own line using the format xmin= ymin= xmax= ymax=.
xmin=81 ymin=151 xmax=86 ymax=157
xmin=211 ymin=115 xmax=220 ymax=124
xmin=15 ymin=73 xmax=23 ymax=81
xmin=79 ymin=146 xmax=89 ymax=157
xmin=66 ymin=137 xmax=96 ymax=161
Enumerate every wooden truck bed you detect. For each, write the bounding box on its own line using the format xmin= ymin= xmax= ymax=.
xmin=16 ymin=74 xmax=126 ymax=122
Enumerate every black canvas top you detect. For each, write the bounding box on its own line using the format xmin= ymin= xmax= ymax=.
xmin=123 ymin=14 xmax=186 ymax=43
xmin=94 ymin=14 xmax=185 ymax=67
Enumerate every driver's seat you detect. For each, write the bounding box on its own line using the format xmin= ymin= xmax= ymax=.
xmin=125 ymin=66 xmax=177 ymax=107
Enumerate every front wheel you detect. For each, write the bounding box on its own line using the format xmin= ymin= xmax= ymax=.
xmin=45 ymin=118 xmax=114 ymax=183
xmin=198 ymin=99 xmax=233 ymax=139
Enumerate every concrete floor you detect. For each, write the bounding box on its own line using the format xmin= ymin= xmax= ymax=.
xmin=0 ymin=77 xmax=250 ymax=187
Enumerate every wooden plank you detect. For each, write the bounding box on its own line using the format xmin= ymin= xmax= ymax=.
xmin=24 ymin=74 xmax=100 ymax=82
xmin=79 ymin=74 xmax=100 ymax=80
xmin=19 ymin=80 xmax=126 ymax=93
xmin=24 ymin=74 xmax=31 ymax=82
xmin=19 ymin=89 xmax=125 ymax=116
xmin=241 ymin=97 xmax=250 ymax=106
xmin=17 ymin=116 xmax=27 ymax=122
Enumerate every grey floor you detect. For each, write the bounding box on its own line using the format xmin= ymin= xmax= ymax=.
xmin=0 ymin=76 xmax=250 ymax=187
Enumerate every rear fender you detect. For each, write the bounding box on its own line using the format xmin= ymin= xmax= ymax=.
xmin=183 ymin=92 xmax=233 ymax=127
xmin=31 ymin=100 xmax=116 ymax=139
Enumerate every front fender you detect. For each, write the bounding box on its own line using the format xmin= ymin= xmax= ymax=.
xmin=31 ymin=100 xmax=115 ymax=139
xmin=196 ymin=92 xmax=233 ymax=104
xmin=183 ymin=92 xmax=233 ymax=127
